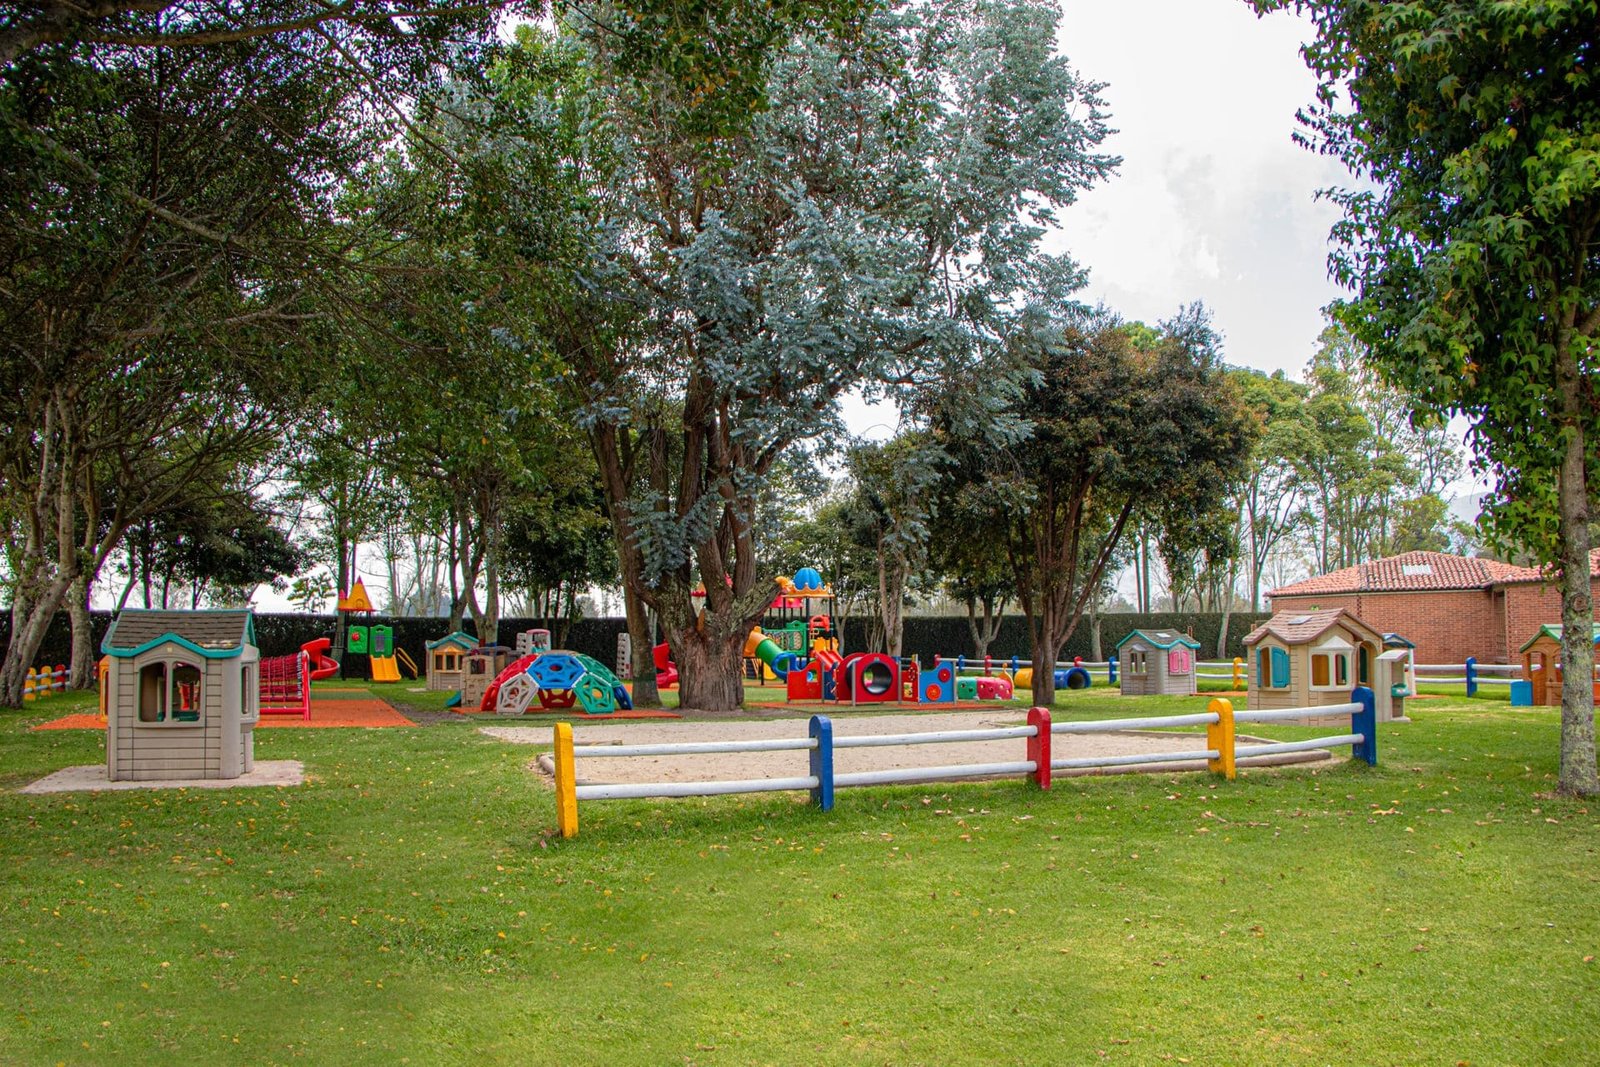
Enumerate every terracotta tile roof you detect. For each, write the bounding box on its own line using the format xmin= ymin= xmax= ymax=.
xmin=1494 ymin=548 xmax=1600 ymax=585
xmin=1268 ymin=551 xmax=1528 ymax=597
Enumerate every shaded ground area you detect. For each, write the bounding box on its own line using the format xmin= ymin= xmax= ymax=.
xmin=481 ymin=709 xmax=1331 ymax=785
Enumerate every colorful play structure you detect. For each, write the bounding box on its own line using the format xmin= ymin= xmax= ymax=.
xmin=21 ymin=663 xmax=71 ymax=701
xmin=335 ymin=579 xmax=418 ymax=683
xmin=467 ymin=629 xmax=635 ymax=717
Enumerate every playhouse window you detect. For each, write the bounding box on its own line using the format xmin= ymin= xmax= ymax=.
xmin=138 ymin=660 xmax=203 ymax=724
xmin=240 ymin=662 xmax=260 ymax=724
xmin=1258 ymin=647 xmax=1289 ymax=689
xmin=1168 ymin=648 xmax=1191 ymax=675
xmin=1311 ymin=652 xmax=1350 ymax=690
xmin=1129 ymin=650 xmax=1148 ymax=676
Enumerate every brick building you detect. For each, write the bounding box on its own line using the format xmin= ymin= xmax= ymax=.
xmin=1266 ymin=550 xmax=1600 ymax=665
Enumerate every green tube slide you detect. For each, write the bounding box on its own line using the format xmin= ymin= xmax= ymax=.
xmin=753 ymin=638 xmax=801 ymax=680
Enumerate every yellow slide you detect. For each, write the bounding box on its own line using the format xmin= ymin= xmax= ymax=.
xmin=370 ymin=655 xmax=401 ymax=683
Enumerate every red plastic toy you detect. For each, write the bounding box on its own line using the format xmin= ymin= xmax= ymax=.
xmin=301 ymin=637 xmax=339 ymax=681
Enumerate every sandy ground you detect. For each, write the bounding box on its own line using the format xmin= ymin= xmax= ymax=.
xmin=20 ymin=759 xmax=305 ymax=794
xmin=480 ymin=710 xmax=1329 ymax=786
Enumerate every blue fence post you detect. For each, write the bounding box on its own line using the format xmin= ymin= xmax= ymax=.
xmin=809 ymin=714 xmax=834 ymax=811
xmin=956 ymin=654 xmax=966 ymax=673
xmin=1465 ymin=656 xmax=1477 ymax=697
xmin=1107 ymin=657 xmax=1118 ymax=685
xmin=1351 ymin=686 xmax=1377 ymax=766
xmin=1010 ymin=656 xmax=1020 ymax=676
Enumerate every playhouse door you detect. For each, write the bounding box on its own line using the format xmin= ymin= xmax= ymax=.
xmin=1530 ymin=653 xmax=1547 ymax=706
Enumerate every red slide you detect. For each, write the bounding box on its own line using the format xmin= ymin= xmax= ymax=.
xmin=653 ymin=642 xmax=678 ymax=688
xmin=301 ymin=638 xmax=339 ymax=681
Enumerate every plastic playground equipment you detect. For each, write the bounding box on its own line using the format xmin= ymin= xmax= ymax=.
xmin=479 ymin=649 xmax=634 ymax=717
xmin=301 ymin=637 xmax=340 ymax=680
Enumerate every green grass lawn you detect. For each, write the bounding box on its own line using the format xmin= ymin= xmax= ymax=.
xmin=2 ymin=684 xmax=1596 ymax=1065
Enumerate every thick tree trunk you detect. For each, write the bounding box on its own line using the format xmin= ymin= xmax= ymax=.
xmin=2 ymin=583 xmax=72 ymax=706
xmin=68 ymin=574 xmax=94 ymax=690
xmin=480 ymin=509 xmax=501 ymax=647
xmin=670 ymin=625 xmax=749 ymax=711
xmin=1554 ymin=401 xmax=1597 ymax=796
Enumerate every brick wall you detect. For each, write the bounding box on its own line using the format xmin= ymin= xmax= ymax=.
xmin=1503 ymin=577 xmax=1600 ymax=657
xmin=1269 ymin=589 xmax=1502 ymax=664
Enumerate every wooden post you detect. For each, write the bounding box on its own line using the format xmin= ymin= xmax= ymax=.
xmin=554 ymin=722 xmax=578 ymax=838
xmin=1206 ymin=698 xmax=1236 ymax=780
xmin=1026 ymin=707 xmax=1052 ymax=789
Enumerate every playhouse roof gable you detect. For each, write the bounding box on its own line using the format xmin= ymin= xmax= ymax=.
xmin=426 ymin=631 xmax=478 ymax=652
xmin=1518 ymin=623 xmax=1600 ymax=654
xmin=102 ymin=609 xmax=255 ymax=659
xmin=1114 ymin=629 xmax=1201 ymax=651
xmin=1242 ymin=607 xmax=1381 ymax=649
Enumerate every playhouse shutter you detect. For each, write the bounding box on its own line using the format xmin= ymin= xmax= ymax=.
xmin=1270 ymin=647 xmax=1290 ymax=688
xmin=1168 ymin=648 xmax=1190 ymax=674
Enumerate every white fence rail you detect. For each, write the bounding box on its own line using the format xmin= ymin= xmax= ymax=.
xmin=551 ymin=689 xmax=1379 ymax=838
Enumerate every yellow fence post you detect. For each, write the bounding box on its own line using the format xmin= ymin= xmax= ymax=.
xmin=554 ymin=722 xmax=579 ymax=839
xmin=1231 ymin=657 xmax=1244 ymax=689
xmin=23 ymin=667 xmax=37 ymax=701
xmin=1207 ymin=698 xmax=1236 ymax=780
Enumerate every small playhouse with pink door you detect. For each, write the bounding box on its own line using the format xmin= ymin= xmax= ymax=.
xmin=1115 ymin=629 xmax=1201 ymax=696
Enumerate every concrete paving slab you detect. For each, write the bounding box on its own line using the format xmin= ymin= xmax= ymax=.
xmin=18 ymin=760 xmax=305 ymax=795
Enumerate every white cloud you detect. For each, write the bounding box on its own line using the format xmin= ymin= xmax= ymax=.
xmin=1051 ymin=0 xmax=1349 ymax=377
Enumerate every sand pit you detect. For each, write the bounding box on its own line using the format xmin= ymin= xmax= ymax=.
xmin=480 ymin=710 xmax=1332 ymax=786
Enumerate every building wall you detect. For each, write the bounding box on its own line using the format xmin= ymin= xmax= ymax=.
xmin=1268 ymin=589 xmax=1502 ymax=664
xmin=1502 ymin=578 xmax=1600 ymax=659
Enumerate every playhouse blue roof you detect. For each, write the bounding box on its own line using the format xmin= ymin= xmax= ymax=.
xmin=1114 ymin=629 xmax=1201 ymax=652
xmin=426 ymin=631 xmax=478 ymax=651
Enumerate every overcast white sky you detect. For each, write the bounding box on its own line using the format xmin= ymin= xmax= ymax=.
xmin=1049 ymin=0 xmax=1346 ymax=376
xmin=848 ymin=0 xmax=1346 ymax=439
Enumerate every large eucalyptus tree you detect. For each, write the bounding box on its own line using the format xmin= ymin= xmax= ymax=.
xmin=481 ymin=0 xmax=1117 ymax=708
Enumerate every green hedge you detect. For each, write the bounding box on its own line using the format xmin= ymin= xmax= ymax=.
xmin=859 ymin=611 xmax=1272 ymax=663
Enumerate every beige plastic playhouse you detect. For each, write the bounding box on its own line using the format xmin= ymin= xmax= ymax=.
xmin=102 ymin=610 xmax=260 ymax=781
xmin=1243 ymin=607 xmax=1408 ymax=723
xmin=1116 ymin=629 xmax=1201 ymax=696
xmin=426 ymin=631 xmax=477 ymax=692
